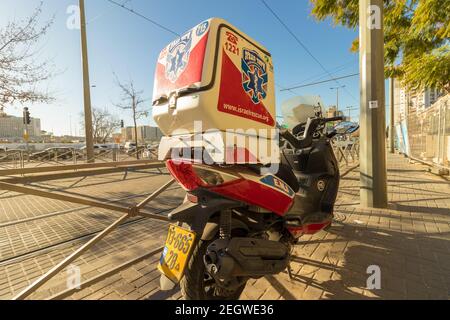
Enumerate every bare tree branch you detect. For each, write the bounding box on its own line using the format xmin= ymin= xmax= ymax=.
xmin=112 ymin=73 xmax=149 ymax=159
xmin=80 ymin=108 xmax=121 ymax=143
xmin=0 ymin=1 xmax=56 ymax=108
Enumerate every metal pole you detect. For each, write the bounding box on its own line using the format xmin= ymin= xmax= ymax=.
xmin=331 ymin=86 xmax=345 ymax=114
xmin=389 ymin=78 xmax=395 ymax=153
xmin=337 ymin=87 xmax=339 ymax=112
xmin=359 ymin=0 xmax=388 ymax=208
xmin=79 ymin=0 xmax=95 ymax=163
xmin=136 ymin=178 xmax=175 ymax=209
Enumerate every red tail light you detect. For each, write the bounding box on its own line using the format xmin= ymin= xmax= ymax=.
xmin=166 ymin=160 xmax=241 ymax=191
xmin=166 ymin=160 xmax=206 ymax=191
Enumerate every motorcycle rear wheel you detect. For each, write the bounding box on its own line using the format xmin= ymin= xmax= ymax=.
xmin=181 ymin=238 xmax=246 ymax=300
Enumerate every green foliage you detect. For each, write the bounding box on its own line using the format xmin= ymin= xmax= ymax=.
xmin=309 ymin=0 xmax=450 ymax=92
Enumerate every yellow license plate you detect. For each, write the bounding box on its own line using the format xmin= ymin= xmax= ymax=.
xmin=158 ymin=224 xmax=196 ymax=283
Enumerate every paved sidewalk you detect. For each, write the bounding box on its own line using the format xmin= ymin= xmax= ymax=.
xmin=64 ymin=153 xmax=449 ymax=300
xmin=243 ymin=153 xmax=450 ymax=300
xmin=1 ymin=153 xmax=448 ymax=300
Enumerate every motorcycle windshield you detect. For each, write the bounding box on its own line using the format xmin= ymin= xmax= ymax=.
xmin=281 ymin=95 xmax=325 ymax=130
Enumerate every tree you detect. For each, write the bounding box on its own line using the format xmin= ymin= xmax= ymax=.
xmin=80 ymin=108 xmax=121 ymax=143
xmin=0 ymin=2 xmax=56 ymax=108
xmin=309 ymin=0 xmax=450 ymax=92
xmin=113 ymin=74 xmax=148 ymax=159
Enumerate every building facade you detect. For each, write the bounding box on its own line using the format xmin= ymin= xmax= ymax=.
xmin=0 ymin=108 xmax=41 ymax=139
xmin=393 ymin=80 xmax=443 ymax=123
xmin=121 ymin=125 xmax=163 ymax=143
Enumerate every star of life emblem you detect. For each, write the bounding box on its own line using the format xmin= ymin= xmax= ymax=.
xmin=165 ymin=31 xmax=193 ymax=83
xmin=241 ymin=49 xmax=268 ymax=104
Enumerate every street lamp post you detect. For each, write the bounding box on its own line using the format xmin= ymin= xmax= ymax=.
xmin=346 ymin=106 xmax=352 ymax=122
xmin=79 ymin=0 xmax=95 ymax=163
xmin=359 ymin=0 xmax=388 ymax=208
xmin=330 ymin=85 xmax=346 ymax=113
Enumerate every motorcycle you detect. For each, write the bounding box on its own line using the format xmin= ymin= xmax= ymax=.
xmin=157 ymin=105 xmax=359 ymax=300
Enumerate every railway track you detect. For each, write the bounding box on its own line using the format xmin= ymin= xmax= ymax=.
xmin=48 ymin=245 xmax=166 ymax=300
xmin=0 ymin=207 xmax=173 ymax=266
xmin=0 ymin=208 xmax=173 ymax=300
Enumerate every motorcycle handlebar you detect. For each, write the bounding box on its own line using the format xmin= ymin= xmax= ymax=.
xmin=324 ymin=116 xmax=343 ymax=122
xmin=279 ymin=116 xmax=342 ymax=149
xmin=280 ymin=129 xmax=312 ymax=149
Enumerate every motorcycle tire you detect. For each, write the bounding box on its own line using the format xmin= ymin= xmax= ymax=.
xmin=181 ymin=238 xmax=246 ymax=300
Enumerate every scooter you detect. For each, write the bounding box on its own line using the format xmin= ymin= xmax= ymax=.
xmin=157 ymin=106 xmax=358 ymax=300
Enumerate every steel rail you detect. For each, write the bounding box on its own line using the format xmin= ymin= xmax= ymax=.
xmin=47 ymin=246 xmax=165 ymax=300
xmin=12 ymin=213 xmax=130 ymax=300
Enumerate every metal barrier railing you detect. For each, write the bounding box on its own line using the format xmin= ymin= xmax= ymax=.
xmin=0 ymin=176 xmax=175 ymax=300
xmin=0 ymin=146 xmax=158 ymax=171
xmin=332 ymin=135 xmax=360 ymax=166
xmin=406 ymin=94 xmax=449 ymax=168
xmin=0 ymin=159 xmax=165 ymax=177
xmin=0 ymin=150 xmax=24 ymax=170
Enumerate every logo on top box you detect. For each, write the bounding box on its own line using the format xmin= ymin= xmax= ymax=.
xmin=165 ymin=31 xmax=193 ymax=83
xmin=241 ymin=49 xmax=268 ymax=104
xmin=196 ymin=21 xmax=209 ymax=37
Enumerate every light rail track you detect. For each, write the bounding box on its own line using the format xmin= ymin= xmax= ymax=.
xmin=0 ymin=207 xmax=173 ymax=266
xmin=48 ymin=246 xmax=166 ymax=300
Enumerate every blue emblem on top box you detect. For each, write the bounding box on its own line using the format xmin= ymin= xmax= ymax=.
xmin=165 ymin=31 xmax=193 ymax=83
xmin=241 ymin=49 xmax=268 ymax=104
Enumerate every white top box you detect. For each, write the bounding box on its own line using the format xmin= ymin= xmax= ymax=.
xmin=152 ymin=18 xmax=276 ymax=136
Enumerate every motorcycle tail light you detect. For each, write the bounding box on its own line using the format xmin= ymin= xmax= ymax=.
xmin=166 ymin=160 xmax=206 ymax=191
xmin=192 ymin=166 xmax=239 ymax=186
xmin=166 ymin=160 xmax=240 ymax=191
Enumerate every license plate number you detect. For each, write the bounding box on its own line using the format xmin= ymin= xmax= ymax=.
xmin=157 ymin=224 xmax=196 ymax=283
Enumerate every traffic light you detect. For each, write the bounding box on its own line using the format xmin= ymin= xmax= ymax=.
xmin=120 ymin=120 xmax=124 ymax=128
xmin=23 ymin=107 xmax=31 ymax=125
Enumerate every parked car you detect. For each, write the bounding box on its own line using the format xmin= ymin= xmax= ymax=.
xmin=29 ymin=147 xmax=77 ymax=161
xmin=79 ymin=145 xmax=109 ymax=155
xmin=124 ymin=142 xmax=146 ymax=156
xmin=124 ymin=142 xmax=136 ymax=152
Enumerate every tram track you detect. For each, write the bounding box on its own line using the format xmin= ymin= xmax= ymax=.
xmin=47 ymin=245 xmax=165 ymax=300
xmin=0 ymin=206 xmax=173 ymax=267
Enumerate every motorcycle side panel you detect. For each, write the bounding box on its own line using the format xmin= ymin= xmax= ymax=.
xmin=210 ymin=173 xmax=295 ymax=216
xmin=282 ymin=139 xmax=340 ymax=236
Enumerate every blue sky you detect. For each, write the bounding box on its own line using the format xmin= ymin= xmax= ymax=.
xmin=1 ymin=0 xmax=362 ymax=136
